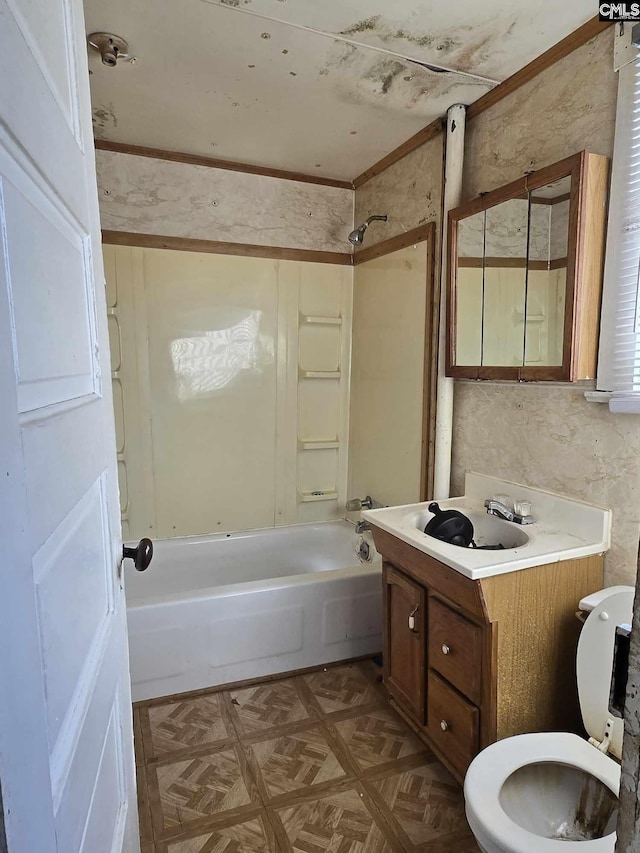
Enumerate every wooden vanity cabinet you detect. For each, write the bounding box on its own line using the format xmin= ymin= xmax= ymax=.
xmin=383 ymin=565 xmax=427 ymax=723
xmin=373 ymin=526 xmax=604 ymax=782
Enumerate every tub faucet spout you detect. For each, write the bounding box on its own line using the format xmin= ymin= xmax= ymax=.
xmin=355 ymin=520 xmax=372 ymax=535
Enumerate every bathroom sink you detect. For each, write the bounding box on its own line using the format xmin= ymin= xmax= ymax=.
xmin=411 ymin=509 xmax=530 ymax=550
xmin=360 ymin=473 xmax=612 ymax=580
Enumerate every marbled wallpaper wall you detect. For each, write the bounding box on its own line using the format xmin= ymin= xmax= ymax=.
xmin=453 ymin=384 xmax=640 ymax=586
xmin=96 ymin=150 xmax=354 ymax=253
xmin=461 ymin=30 xmax=616 ymax=200
xmin=355 ymin=28 xmax=640 ymax=585
xmin=453 ymin=28 xmax=640 ymax=587
xmin=353 ymin=133 xmax=444 ymax=248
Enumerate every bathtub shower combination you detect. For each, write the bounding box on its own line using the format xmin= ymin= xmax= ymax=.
xmin=106 ymin=245 xmax=429 ymax=702
xmin=125 ymin=521 xmax=382 ymax=701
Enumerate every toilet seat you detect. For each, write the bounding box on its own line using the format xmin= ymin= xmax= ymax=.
xmin=576 ymin=591 xmax=633 ymax=759
xmin=464 ymin=587 xmax=634 ymax=852
xmin=464 ymin=732 xmax=620 ymax=853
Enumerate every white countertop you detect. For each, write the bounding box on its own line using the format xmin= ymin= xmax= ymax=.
xmin=362 ymin=473 xmax=612 ymax=580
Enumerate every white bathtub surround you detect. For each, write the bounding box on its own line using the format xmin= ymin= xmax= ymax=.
xmin=105 ymin=245 xmax=352 ymax=541
xmin=363 ymin=472 xmax=611 ymax=580
xmin=348 ymin=240 xmax=431 ymax=508
xmin=126 ymin=521 xmax=382 ymax=701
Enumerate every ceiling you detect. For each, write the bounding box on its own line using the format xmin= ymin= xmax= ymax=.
xmin=84 ymin=0 xmax=595 ymax=181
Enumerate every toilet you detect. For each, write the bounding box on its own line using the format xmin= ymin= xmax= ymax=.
xmin=464 ymin=586 xmax=635 ymax=852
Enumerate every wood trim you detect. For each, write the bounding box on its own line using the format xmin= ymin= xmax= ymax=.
xmin=570 ymin=152 xmax=610 ymax=380
xmin=561 ymin=153 xmax=585 ymax=378
xmin=458 ymin=257 xmax=561 ymax=271
xmin=352 ymin=224 xmax=434 ymax=265
xmin=352 ymin=118 xmax=444 ymax=189
xmin=466 ymin=16 xmax=611 ymax=120
xmin=483 ymin=152 xmax=581 ymax=210
xmin=101 ymin=230 xmax=353 ymax=266
xmin=519 ymin=366 xmax=568 ymax=382
xmin=531 ymin=193 xmax=572 ymax=206
xmin=478 ymin=366 xmax=523 ymax=381
xmin=549 ymin=256 xmax=569 ymax=271
xmin=451 ymin=174 xmax=530 ymax=221
xmin=524 ymin=153 xmax=583 ymax=194
xmin=94 ymin=139 xmax=354 ymax=191
xmin=446 ymin=152 xmax=609 ymax=382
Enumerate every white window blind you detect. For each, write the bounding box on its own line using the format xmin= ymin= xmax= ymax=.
xmin=597 ymin=38 xmax=640 ymax=413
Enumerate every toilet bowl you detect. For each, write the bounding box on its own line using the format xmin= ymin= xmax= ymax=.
xmin=464 ymin=586 xmax=634 ymax=853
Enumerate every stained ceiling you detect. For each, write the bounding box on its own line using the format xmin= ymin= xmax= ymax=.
xmin=84 ymin=0 xmax=595 ymax=181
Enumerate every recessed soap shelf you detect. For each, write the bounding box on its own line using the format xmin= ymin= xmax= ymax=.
xmin=298 ymin=490 xmax=339 ymax=503
xmin=298 ymin=439 xmax=340 ymax=450
xmin=300 ymin=315 xmax=342 ymax=326
xmin=299 ymin=369 xmax=341 ymax=380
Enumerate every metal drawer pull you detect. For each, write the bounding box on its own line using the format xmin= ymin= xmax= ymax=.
xmin=408 ymin=606 xmax=419 ymax=632
xmin=440 ymin=720 xmax=449 ymax=732
xmin=441 ymin=644 xmax=451 ymax=655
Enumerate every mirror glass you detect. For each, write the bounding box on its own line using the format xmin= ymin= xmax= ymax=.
xmin=455 ymin=210 xmax=485 ymax=365
xmin=453 ymin=173 xmax=573 ymax=371
xmin=525 ymin=176 xmax=571 ymax=367
xmin=482 ymin=199 xmax=529 ymax=366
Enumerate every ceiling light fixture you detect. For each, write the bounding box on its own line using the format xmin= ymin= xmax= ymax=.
xmin=87 ymin=33 xmax=130 ymax=67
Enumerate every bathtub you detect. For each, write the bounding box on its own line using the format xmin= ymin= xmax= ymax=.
xmin=125 ymin=521 xmax=382 ymax=701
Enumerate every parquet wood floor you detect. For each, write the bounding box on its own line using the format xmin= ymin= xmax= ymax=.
xmin=134 ymin=659 xmax=479 ymax=852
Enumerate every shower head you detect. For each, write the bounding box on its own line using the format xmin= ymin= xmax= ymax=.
xmin=348 ymin=214 xmax=388 ymax=246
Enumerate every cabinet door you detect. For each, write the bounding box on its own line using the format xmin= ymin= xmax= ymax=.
xmin=383 ymin=563 xmax=427 ymax=723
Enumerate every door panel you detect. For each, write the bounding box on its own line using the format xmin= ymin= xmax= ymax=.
xmin=3 ymin=177 xmax=97 ymax=412
xmin=383 ymin=563 xmax=427 ymax=724
xmin=0 ymin=0 xmax=138 ymax=850
xmin=33 ymin=476 xmax=113 ymax=751
xmin=78 ymin=699 xmax=129 ymax=853
xmin=11 ymin=0 xmax=79 ymax=128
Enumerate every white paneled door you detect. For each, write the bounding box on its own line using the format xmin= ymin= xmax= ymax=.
xmin=0 ymin=0 xmax=138 ymax=851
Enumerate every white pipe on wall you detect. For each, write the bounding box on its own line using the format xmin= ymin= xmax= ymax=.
xmin=433 ymin=103 xmax=467 ymax=501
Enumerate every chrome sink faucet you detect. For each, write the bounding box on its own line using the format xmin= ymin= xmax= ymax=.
xmin=484 ymin=499 xmax=534 ymax=525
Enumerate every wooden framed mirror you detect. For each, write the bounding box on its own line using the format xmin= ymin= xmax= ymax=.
xmin=447 ymin=151 xmax=609 ymax=381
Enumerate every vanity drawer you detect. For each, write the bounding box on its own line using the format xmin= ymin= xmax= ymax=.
xmin=428 ymin=672 xmax=479 ymax=777
xmin=429 ymin=597 xmax=483 ymax=704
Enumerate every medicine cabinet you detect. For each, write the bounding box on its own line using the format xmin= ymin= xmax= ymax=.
xmin=446 ymin=151 xmax=609 ymax=381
